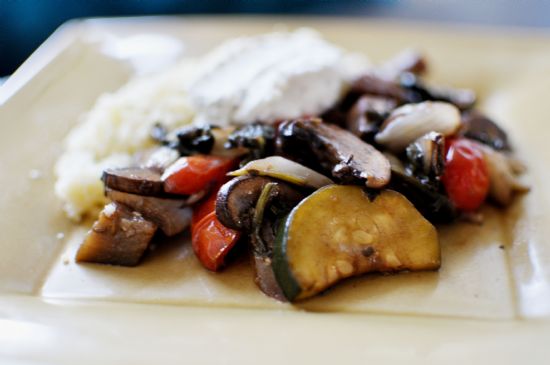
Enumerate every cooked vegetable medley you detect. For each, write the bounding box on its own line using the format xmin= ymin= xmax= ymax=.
xmin=74 ymin=42 xmax=528 ymax=303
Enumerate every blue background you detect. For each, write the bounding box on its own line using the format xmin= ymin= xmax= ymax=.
xmin=1 ymin=0 xmax=549 ymax=76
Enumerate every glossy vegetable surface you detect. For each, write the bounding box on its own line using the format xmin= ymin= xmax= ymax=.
xmin=273 ymin=185 xmax=440 ymax=301
xmin=162 ymin=155 xmax=236 ymax=195
xmin=441 ymin=138 xmax=490 ymax=212
xmin=76 ymin=203 xmax=157 ymax=266
xmin=229 ymin=156 xmax=334 ymax=189
xmin=192 ymin=211 xmax=241 ymax=271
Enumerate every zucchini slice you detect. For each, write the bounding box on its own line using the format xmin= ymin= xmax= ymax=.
xmin=273 ymin=185 xmax=440 ymax=301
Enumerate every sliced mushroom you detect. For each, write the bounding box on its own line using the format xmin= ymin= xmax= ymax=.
xmin=102 ymin=167 xmax=165 ymax=196
xmin=346 ymin=95 xmax=397 ymax=142
xmin=229 ymin=156 xmax=334 ymax=189
xmin=249 ymin=182 xmax=293 ymax=302
xmin=215 ymin=175 xmax=305 ymax=232
xmin=253 ymin=254 xmax=287 ymax=301
xmin=461 ymin=110 xmax=510 ymax=151
xmin=405 ymin=132 xmax=446 ymax=183
xmin=350 ymin=74 xmax=413 ymax=104
xmin=277 ymin=118 xmax=391 ymax=188
xmin=106 ymin=188 xmax=192 ymax=236
xmin=75 ymin=202 xmax=157 ymax=266
xmin=480 ymin=146 xmax=529 ymax=206
xmin=375 ymin=101 xmax=461 ymax=153
xmin=216 ymin=175 xmax=306 ymax=301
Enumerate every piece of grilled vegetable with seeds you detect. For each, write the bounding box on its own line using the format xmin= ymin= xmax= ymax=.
xmin=273 ymin=185 xmax=440 ymax=301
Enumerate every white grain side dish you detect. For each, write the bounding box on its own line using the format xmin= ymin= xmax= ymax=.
xmin=55 ymin=61 xmax=196 ymax=220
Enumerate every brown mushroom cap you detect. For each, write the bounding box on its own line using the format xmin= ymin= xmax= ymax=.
xmin=277 ymin=118 xmax=391 ymax=188
xmin=216 ymin=175 xmax=305 ymax=232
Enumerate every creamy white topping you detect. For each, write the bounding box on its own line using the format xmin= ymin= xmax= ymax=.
xmin=187 ymin=29 xmax=369 ymax=126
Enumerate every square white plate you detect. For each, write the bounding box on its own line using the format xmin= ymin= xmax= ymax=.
xmin=1 ymin=16 xmax=550 ymax=364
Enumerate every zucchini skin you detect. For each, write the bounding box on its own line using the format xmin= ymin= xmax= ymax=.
xmin=272 ymin=213 xmax=303 ymax=301
xmin=271 ymin=185 xmax=440 ymax=302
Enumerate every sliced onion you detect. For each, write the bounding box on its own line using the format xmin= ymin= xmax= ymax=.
xmin=229 ymin=156 xmax=334 ymax=189
xmin=375 ymin=101 xmax=461 ymax=152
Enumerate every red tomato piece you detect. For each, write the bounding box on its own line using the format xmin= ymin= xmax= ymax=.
xmin=441 ymin=138 xmax=490 ymax=212
xmin=191 ymin=189 xmax=218 ymax=231
xmin=162 ymin=155 xmax=236 ymax=195
xmin=192 ymin=212 xmax=240 ymax=271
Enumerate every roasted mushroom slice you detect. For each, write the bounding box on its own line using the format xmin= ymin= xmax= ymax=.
xmin=350 ymin=74 xmax=414 ymax=104
xmin=461 ymin=110 xmax=510 ymax=151
xmin=76 ymin=202 xmax=157 ymax=266
xmin=102 ymin=167 xmax=165 ymax=196
xmin=249 ymin=182 xmax=289 ymax=301
xmin=216 ymin=175 xmax=305 ymax=231
xmin=106 ymin=188 xmax=192 ymax=236
xmin=277 ymin=118 xmax=391 ymax=188
xmin=346 ymin=95 xmax=397 ymax=142
xmin=216 ymin=175 xmax=306 ymax=300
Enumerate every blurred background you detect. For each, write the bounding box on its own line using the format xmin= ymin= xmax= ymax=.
xmin=1 ymin=0 xmax=549 ymax=77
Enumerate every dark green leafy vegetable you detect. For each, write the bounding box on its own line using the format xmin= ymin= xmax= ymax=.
xmin=225 ymin=122 xmax=276 ymax=162
xmin=151 ymin=123 xmax=216 ymax=156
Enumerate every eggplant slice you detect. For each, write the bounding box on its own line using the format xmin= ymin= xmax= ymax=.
xmin=76 ymin=202 xmax=157 ymax=266
xmin=277 ymin=118 xmax=391 ymax=188
xmin=102 ymin=167 xmax=165 ymax=196
xmin=106 ymin=188 xmax=192 ymax=237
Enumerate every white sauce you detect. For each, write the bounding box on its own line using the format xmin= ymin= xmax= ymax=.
xmin=187 ymin=28 xmax=369 ymax=126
